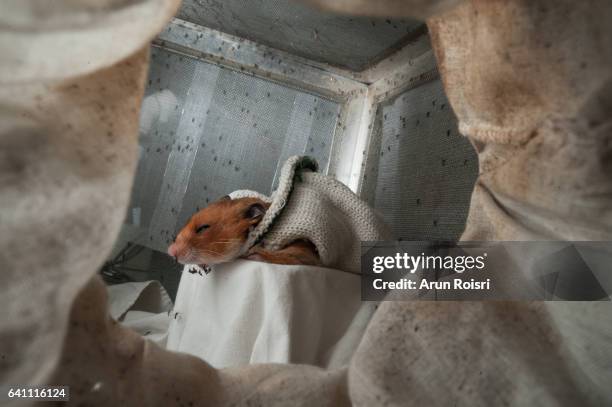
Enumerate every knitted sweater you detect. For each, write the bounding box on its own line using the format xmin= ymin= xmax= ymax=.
xmin=230 ymin=156 xmax=392 ymax=273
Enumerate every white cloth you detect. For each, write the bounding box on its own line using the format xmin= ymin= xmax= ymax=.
xmin=167 ymin=260 xmax=369 ymax=368
xmin=0 ymin=0 xmax=180 ymax=388
xmin=107 ymin=281 xmax=173 ymax=347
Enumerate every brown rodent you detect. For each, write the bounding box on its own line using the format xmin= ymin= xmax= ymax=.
xmin=167 ymin=196 xmax=320 ymax=269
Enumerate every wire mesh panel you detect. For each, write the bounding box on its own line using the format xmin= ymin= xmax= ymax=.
xmin=363 ymin=79 xmax=478 ymax=241
xmin=178 ymin=0 xmax=424 ymax=71
xmin=128 ymin=47 xmax=340 ymax=253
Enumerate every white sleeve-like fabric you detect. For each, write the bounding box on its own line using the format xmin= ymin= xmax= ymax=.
xmin=167 ymin=260 xmax=365 ymax=368
xmin=0 ymin=0 xmax=180 ymax=390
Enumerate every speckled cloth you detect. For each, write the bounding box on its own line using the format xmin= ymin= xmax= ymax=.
xmin=2 ymin=1 xmax=612 ymax=406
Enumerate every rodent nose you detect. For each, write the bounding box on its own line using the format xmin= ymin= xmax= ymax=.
xmin=167 ymin=243 xmax=178 ymax=258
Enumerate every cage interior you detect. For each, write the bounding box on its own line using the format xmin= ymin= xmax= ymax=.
xmin=103 ymin=0 xmax=478 ymax=298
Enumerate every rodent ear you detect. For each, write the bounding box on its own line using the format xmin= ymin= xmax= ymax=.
xmin=218 ymin=195 xmax=231 ymax=202
xmin=245 ymin=203 xmax=266 ymax=223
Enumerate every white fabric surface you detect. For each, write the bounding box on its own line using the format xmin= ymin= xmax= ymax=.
xmin=107 ymin=280 xmax=173 ymax=346
xmin=167 ymin=260 xmax=368 ymax=368
xmin=105 ymin=262 xmax=375 ymax=369
xmin=0 ymin=0 xmax=179 ymax=83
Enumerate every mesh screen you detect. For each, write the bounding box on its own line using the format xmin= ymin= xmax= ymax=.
xmin=178 ymin=0 xmax=424 ymax=71
xmin=363 ymin=79 xmax=478 ymax=241
xmin=129 ymin=47 xmax=340 ymax=252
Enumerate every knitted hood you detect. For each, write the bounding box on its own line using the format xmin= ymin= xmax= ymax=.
xmin=230 ymin=156 xmax=392 ymax=273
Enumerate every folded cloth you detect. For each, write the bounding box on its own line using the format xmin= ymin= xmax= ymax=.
xmin=232 ymin=156 xmax=393 ymax=274
xmin=167 ymin=260 xmax=371 ymax=368
xmin=107 ymin=281 xmax=172 ymax=347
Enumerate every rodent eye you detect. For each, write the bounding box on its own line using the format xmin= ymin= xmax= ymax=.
xmin=195 ymin=224 xmax=210 ymax=234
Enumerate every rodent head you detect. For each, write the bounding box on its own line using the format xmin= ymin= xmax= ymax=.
xmin=167 ymin=196 xmax=268 ymax=266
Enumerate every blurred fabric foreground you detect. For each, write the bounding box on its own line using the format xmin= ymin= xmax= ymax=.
xmin=1 ymin=0 xmax=611 ymax=405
